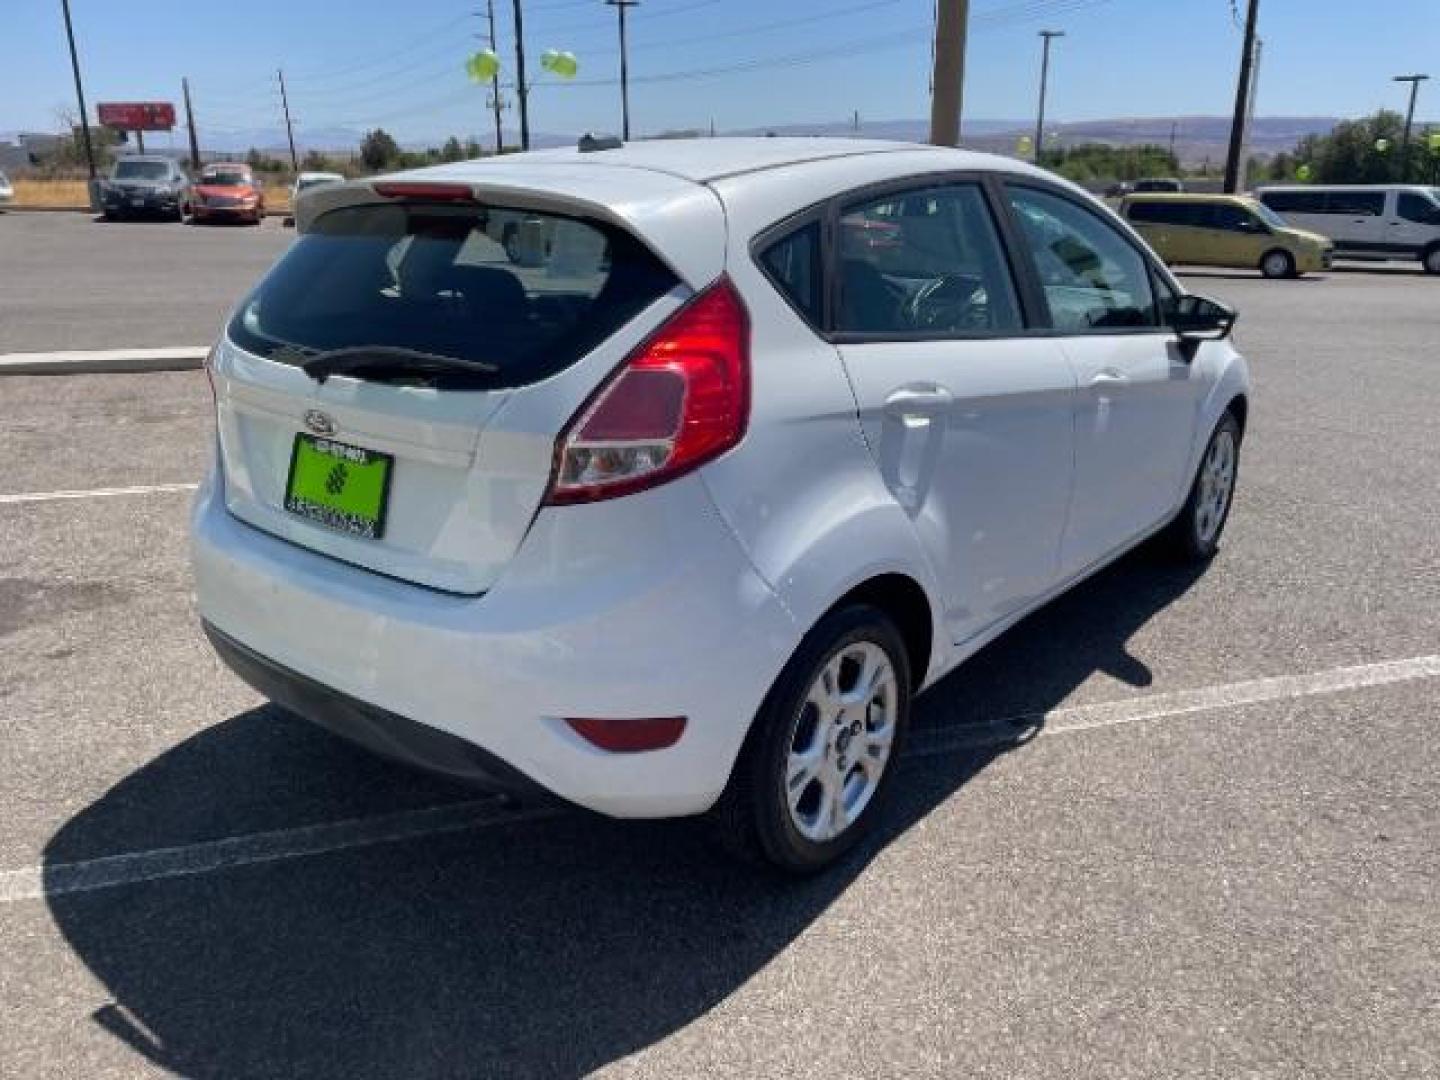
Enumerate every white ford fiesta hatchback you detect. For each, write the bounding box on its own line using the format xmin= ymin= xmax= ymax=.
xmin=193 ymin=138 xmax=1250 ymax=871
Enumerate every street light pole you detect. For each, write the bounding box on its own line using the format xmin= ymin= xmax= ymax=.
xmin=606 ymin=0 xmax=639 ymax=141
xmin=59 ymin=0 xmax=96 ymax=182
xmin=1394 ymin=74 xmax=1430 ymax=182
xmin=512 ymin=0 xmax=530 ymax=150
xmin=486 ymin=0 xmax=505 ymax=152
xmin=1034 ymin=30 xmax=1064 ymax=166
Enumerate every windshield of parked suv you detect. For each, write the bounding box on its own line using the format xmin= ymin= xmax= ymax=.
xmin=202 ymin=169 xmax=250 ymax=186
xmin=228 ymin=201 xmax=676 ymax=389
xmin=1249 ymin=201 xmax=1288 ymax=230
xmin=114 ymin=160 xmax=170 ymax=181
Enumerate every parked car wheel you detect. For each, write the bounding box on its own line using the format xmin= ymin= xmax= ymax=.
xmin=1422 ymin=245 xmax=1440 ymax=276
xmin=1259 ymin=249 xmax=1295 ymax=279
xmin=1162 ymin=410 xmax=1241 ymax=561
xmin=712 ymin=604 xmax=912 ymax=873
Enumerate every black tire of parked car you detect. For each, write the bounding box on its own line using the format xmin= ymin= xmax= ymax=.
xmin=1160 ymin=409 xmax=1243 ymax=562
xmin=1422 ymin=244 xmax=1440 ymax=276
xmin=711 ymin=603 xmax=912 ymax=874
xmin=1259 ymin=249 xmax=1295 ymax=279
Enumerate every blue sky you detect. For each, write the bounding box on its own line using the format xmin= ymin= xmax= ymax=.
xmin=4 ymin=0 xmax=1437 ymax=145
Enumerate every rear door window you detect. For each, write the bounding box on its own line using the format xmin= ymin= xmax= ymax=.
xmin=1260 ymin=190 xmax=1327 ymax=214
xmin=228 ymin=201 xmax=676 ymax=389
xmin=1327 ymin=191 xmax=1385 ymax=216
xmin=834 ymin=183 xmax=1022 ymax=335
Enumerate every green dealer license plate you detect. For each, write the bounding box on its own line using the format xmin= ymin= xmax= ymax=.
xmin=284 ymin=434 xmax=393 ymax=539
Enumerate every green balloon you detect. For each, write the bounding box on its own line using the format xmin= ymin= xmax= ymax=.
xmin=1295 ymin=163 xmax=1312 ymax=182
xmin=540 ymin=49 xmax=579 ymax=78
xmin=466 ymin=49 xmax=500 ymax=82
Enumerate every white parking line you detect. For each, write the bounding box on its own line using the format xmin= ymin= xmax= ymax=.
xmin=907 ymin=654 xmax=1440 ymax=757
xmin=0 ymin=800 xmax=560 ymax=903
xmin=1 ymin=653 xmax=1436 ymax=903
xmin=0 ymin=482 xmax=199 ymax=505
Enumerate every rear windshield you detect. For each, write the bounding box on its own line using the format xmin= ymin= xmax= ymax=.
xmin=203 ymin=169 xmax=250 ymax=186
xmin=227 ymin=201 xmax=677 ymax=389
xmin=114 ymin=160 xmax=169 ymax=180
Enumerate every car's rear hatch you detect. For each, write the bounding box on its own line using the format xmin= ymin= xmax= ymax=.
xmin=211 ymin=168 xmax=725 ymax=594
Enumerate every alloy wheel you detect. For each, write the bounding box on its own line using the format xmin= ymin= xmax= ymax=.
xmin=784 ymin=641 xmax=898 ymax=843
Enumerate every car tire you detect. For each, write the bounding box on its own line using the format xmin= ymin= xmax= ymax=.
xmin=1422 ymin=245 xmax=1440 ymax=276
xmin=1161 ymin=410 xmax=1242 ymax=562
xmin=1259 ymin=249 xmax=1295 ymax=279
xmin=710 ymin=604 xmax=912 ymax=874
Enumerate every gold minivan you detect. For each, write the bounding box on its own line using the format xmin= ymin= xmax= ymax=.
xmin=1119 ymin=193 xmax=1333 ymax=278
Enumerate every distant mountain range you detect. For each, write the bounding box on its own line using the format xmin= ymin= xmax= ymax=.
xmin=8 ymin=116 xmax=1425 ymax=166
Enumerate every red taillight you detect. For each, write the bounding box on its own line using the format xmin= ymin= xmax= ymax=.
xmin=565 ymin=716 xmax=687 ymax=752
xmin=372 ymin=182 xmax=475 ymax=202
xmin=546 ymin=278 xmax=750 ymax=505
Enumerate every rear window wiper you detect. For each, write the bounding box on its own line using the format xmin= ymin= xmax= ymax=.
xmin=299 ymin=345 xmax=499 ymax=383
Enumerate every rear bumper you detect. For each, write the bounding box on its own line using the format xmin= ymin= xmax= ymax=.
xmin=191 ymin=460 xmax=798 ymax=818
xmin=204 ymin=620 xmax=553 ymax=799
xmin=193 ymin=203 xmax=260 ymax=219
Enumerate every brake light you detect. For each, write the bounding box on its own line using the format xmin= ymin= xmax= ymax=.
xmin=372 ymin=182 xmax=475 ymax=202
xmin=545 ymin=278 xmax=750 ymax=505
xmin=565 ymin=716 xmax=687 ymax=752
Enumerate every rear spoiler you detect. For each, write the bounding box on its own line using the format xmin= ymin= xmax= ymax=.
xmin=295 ymin=167 xmax=726 ymax=290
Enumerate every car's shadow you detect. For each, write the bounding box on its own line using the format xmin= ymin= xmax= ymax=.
xmin=44 ymin=544 xmax=1206 ymax=1079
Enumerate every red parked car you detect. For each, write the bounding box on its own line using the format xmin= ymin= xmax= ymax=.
xmin=191 ymin=163 xmax=265 ymax=225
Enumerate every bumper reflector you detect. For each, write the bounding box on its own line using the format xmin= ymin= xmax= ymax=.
xmin=565 ymin=716 xmax=687 ymax=753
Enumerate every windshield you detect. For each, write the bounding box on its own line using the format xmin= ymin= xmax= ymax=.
xmin=202 ymin=170 xmax=250 ymax=187
xmin=227 ymin=200 xmax=676 ymax=389
xmin=1250 ymin=200 xmax=1288 ymax=229
xmin=114 ymin=160 xmax=170 ymax=181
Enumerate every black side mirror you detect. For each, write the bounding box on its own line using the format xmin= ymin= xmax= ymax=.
xmin=1171 ymin=293 xmax=1237 ymax=342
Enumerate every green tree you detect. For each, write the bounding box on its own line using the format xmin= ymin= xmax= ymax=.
xmin=463 ymin=138 xmax=483 ymax=158
xmin=1287 ymin=110 xmax=1407 ymax=183
xmin=440 ymin=136 xmax=465 ymax=162
xmin=359 ymin=128 xmax=401 ymax=172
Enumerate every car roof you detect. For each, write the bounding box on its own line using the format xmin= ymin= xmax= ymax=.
xmin=1257 ymin=183 xmax=1432 ymax=192
xmin=1122 ymin=193 xmax=1255 ymax=203
xmin=417 ymin=137 xmax=1003 ymax=185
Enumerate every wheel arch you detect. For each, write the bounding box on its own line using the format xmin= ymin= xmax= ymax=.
xmin=818 ymin=573 xmax=935 ymax=695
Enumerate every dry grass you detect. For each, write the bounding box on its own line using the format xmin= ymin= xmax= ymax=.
xmin=11 ymin=180 xmax=92 ymax=208
xmin=9 ymin=178 xmax=295 ymax=214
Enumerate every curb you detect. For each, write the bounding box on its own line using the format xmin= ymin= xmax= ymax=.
xmin=0 ymin=347 xmax=208 ymax=376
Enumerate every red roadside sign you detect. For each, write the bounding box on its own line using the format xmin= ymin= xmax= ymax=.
xmin=97 ymin=102 xmax=177 ymax=131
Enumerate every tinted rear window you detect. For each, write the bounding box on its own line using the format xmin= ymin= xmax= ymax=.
xmin=228 ymin=201 xmax=676 ymax=389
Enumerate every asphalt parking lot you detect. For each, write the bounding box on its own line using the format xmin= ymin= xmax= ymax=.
xmin=1 ymin=215 xmax=1437 ymax=1078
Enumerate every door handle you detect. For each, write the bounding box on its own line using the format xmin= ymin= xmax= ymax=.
xmin=884 ymin=384 xmax=953 ymax=416
xmin=1089 ymin=370 xmax=1130 ymax=388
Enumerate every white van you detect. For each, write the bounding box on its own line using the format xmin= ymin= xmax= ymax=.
xmin=1255 ymin=185 xmax=1440 ymax=274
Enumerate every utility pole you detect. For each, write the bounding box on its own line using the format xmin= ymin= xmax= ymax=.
xmin=1223 ymin=0 xmax=1260 ymax=193
xmin=1394 ymin=74 xmax=1430 ymax=182
xmin=512 ymin=0 xmax=530 ymax=150
xmin=606 ymin=0 xmax=639 ymax=140
xmin=182 ymin=77 xmax=201 ymax=170
xmin=59 ymin=0 xmax=97 ymax=182
xmin=277 ymin=69 xmax=299 ymax=172
xmin=486 ymin=0 xmax=505 ymax=153
xmin=1239 ymin=38 xmax=1263 ymax=189
xmin=929 ymin=0 xmax=969 ymax=146
xmin=1034 ymin=30 xmax=1064 ymax=166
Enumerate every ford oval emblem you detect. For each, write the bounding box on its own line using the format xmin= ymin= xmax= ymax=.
xmin=303 ymin=409 xmax=336 ymax=437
